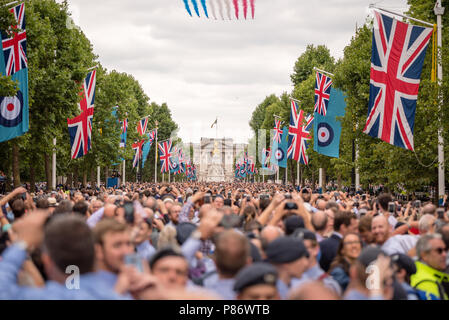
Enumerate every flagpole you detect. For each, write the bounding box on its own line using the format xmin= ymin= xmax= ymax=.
xmin=97 ymin=165 xmax=100 ymax=188
xmin=52 ymin=138 xmax=56 ymax=190
xmin=313 ymin=67 xmax=335 ymax=78
xmin=155 ymin=121 xmax=158 ymax=183
xmin=123 ymin=159 xmax=126 ymax=186
xmin=369 ymin=4 xmax=435 ymax=27
xmin=435 ymin=0 xmax=445 ymax=204
xmin=297 ymin=161 xmax=299 ymax=186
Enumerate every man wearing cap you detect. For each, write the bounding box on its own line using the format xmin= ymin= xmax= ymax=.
xmin=344 ymin=247 xmax=395 ymax=300
xmin=265 ymin=237 xmax=310 ymax=299
xmin=391 ymin=253 xmax=434 ymax=300
xmin=290 ymin=229 xmax=341 ymax=296
xmin=234 ymin=263 xmax=280 ymax=300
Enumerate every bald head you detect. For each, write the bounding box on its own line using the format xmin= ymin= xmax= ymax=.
xmin=312 ymin=211 xmax=328 ymax=232
xmin=316 ymin=200 xmax=326 ymax=211
xmin=289 ymin=281 xmax=340 ymax=300
xmin=422 ymin=204 xmax=436 ymax=216
xmin=372 ymin=215 xmax=390 ymax=245
xmin=261 ymin=226 xmax=284 ymax=244
xmin=104 ymin=204 xmax=117 ymax=219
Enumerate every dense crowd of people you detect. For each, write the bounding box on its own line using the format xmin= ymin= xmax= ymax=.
xmin=0 ymin=181 xmax=448 ymax=300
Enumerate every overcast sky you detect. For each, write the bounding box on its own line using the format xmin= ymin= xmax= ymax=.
xmin=61 ymin=0 xmax=408 ymax=144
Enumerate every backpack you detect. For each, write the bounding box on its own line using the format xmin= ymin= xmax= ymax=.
xmin=413 ymin=279 xmax=444 ymax=300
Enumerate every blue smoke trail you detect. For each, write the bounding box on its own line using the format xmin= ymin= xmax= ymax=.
xmin=190 ymin=0 xmax=201 ymax=17
xmin=182 ymin=0 xmax=192 ymax=16
xmin=200 ymin=0 xmax=209 ymax=18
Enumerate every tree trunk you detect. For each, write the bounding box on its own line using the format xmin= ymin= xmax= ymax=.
xmin=105 ymin=166 xmax=109 ymax=187
xmin=83 ymin=170 xmax=87 ymax=188
xmin=73 ymin=165 xmax=79 ymax=189
xmin=30 ymin=164 xmax=36 ymax=193
xmin=44 ymin=153 xmax=51 ymax=191
xmin=90 ymin=167 xmax=95 ymax=186
xmin=322 ymin=167 xmax=326 ymax=189
xmin=66 ymin=171 xmax=72 ymax=189
xmin=311 ymin=169 xmax=315 ymax=190
xmin=290 ymin=160 xmax=295 ymax=187
xmin=12 ymin=144 xmax=20 ymax=187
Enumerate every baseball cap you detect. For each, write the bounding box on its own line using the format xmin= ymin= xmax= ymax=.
xmin=284 ymin=216 xmax=305 ymax=235
xmin=265 ymin=237 xmax=309 ymax=264
xmin=357 ymin=247 xmax=388 ymax=267
xmin=291 ymin=228 xmax=317 ymax=242
xmin=176 ymin=222 xmax=197 ymax=245
xmin=234 ymin=263 xmax=278 ymax=293
xmin=390 ymin=253 xmax=417 ymax=276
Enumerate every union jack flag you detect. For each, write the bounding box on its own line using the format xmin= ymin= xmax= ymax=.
xmin=2 ymin=3 xmax=27 ymax=76
xmin=132 ymin=140 xmax=145 ymax=168
xmin=177 ymin=148 xmax=186 ymax=174
xmin=273 ymin=119 xmax=283 ymax=144
xmin=137 ymin=117 xmax=148 ymax=136
xmin=158 ymin=139 xmax=173 ymax=173
xmin=67 ymin=70 xmax=97 ymax=159
xmin=314 ymin=72 xmax=333 ymax=116
xmin=364 ymin=12 xmax=432 ymax=151
xmin=288 ymin=100 xmax=313 ymax=164
xmin=148 ymin=129 xmax=157 ymax=144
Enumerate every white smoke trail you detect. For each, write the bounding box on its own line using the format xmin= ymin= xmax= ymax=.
xmin=215 ymin=0 xmax=224 ymax=20
xmin=209 ymin=0 xmax=217 ymax=19
xmin=223 ymin=0 xmax=232 ymax=20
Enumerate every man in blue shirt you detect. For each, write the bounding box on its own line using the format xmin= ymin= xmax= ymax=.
xmin=0 ymin=212 xmax=125 ymax=299
xmin=93 ymin=218 xmax=135 ymax=294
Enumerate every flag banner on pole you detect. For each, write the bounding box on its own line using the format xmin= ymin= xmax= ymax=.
xmin=261 ymin=148 xmax=271 ymax=169
xmin=271 ymin=126 xmax=289 ymax=168
xmin=314 ymin=87 xmax=347 ymax=158
xmin=67 ymin=70 xmax=96 ymax=159
xmin=137 ymin=116 xmax=148 ymax=136
xmin=363 ymin=11 xmax=432 ymax=151
xmin=314 ymin=72 xmax=333 ymax=116
xmin=132 ymin=140 xmax=145 ymax=168
xmin=158 ymin=139 xmax=173 ymax=173
xmin=273 ymin=119 xmax=283 ymax=144
xmin=0 ymin=3 xmax=29 ymax=143
xmin=141 ymin=129 xmax=157 ymax=167
xmin=120 ymin=118 xmax=128 ymax=148
xmin=288 ymin=99 xmax=314 ymax=164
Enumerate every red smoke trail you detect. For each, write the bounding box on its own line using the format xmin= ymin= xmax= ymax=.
xmin=232 ymin=0 xmax=239 ymax=19
xmin=242 ymin=0 xmax=247 ymax=19
xmin=250 ymin=0 xmax=255 ymax=19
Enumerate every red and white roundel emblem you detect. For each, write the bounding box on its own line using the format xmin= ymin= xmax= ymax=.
xmin=274 ymin=148 xmax=285 ymax=161
xmin=317 ymin=123 xmax=334 ymax=147
xmin=0 ymin=91 xmax=23 ymax=128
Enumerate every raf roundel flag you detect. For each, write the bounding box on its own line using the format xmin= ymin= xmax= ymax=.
xmin=314 ymin=87 xmax=347 ymax=158
xmin=0 ymin=3 xmax=29 ymax=143
xmin=271 ymin=126 xmax=289 ymax=168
